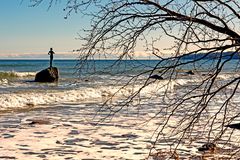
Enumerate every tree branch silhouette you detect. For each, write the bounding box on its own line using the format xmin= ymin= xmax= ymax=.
xmin=30 ymin=0 xmax=240 ymax=158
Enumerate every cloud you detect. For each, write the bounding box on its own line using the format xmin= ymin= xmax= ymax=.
xmin=0 ymin=52 xmax=77 ymax=59
xmin=0 ymin=50 xmax=172 ymax=60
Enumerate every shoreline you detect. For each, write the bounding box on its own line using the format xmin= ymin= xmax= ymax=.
xmin=0 ymin=104 xmax=152 ymax=159
xmin=0 ymin=103 xmax=235 ymax=159
xmin=0 ymin=60 xmax=240 ymax=159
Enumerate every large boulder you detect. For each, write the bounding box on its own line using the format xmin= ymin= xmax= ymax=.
xmin=35 ymin=67 xmax=59 ymax=82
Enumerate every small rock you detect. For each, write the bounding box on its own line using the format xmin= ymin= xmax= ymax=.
xmin=69 ymin=130 xmax=79 ymax=135
xmin=37 ymin=155 xmax=46 ymax=158
xmin=225 ymin=123 xmax=240 ymax=129
xmin=185 ymin=70 xmax=194 ymax=75
xmin=64 ymin=138 xmax=83 ymax=145
xmin=26 ymin=103 xmax=35 ymax=107
xmin=2 ymin=133 xmax=15 ymax=138
xmin=198 ymin=143 xmax=216 ymax=153
xmin=24 ymin=118 xmax=50 ymax=125
xmin=149 ymin=75 xmax=163 ymax=80
xmin=62 ymin=123 xmax=72 ymax=127
xmin=150 ymin=150 xmax=179 ymax=160
xmin=34 ymin=132 xmax=48 ymax=134
xmin=0 ymin=156 xmax=16 ymax=159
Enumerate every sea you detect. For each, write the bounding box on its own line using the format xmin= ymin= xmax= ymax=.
xmin=0 ymin=59 xmax=163 ymax=112
xmin=1 ymin=59 xmax=240 ymax=159
xmin=0 ymin=58 xmax=238 ymax=111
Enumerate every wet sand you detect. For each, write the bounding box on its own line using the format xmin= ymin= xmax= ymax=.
xmin=0 ymin=102 xmax=239 ymax=160
xmin=0 ymin=103 xmax=154 ymax=160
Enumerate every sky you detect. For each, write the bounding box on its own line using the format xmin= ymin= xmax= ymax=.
xmin=0 ymin=0 xmax=174 ymax=60
xmin=0 ymin=0 xmax=85 ymax=59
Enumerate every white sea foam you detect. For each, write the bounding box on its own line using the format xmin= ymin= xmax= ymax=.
xmin=0 ymin=88 xmax=100 ymax=111
xmin=216 ymin=73 xmax=240 ymax=80
xmin=12 ymin=71 xmax=36 ymax=77
xmin=0 ymin=79 xmax=188 ymax=111
xmin=0 ymin=71 xmax=36 ymax=78
xmin=0 ymin=79 xmax=8 ymax=85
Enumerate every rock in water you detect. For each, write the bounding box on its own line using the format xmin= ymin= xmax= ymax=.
xmin=35 ymin=67 xmax=59 ymax=82
xmin=185 ymin=70 xmax=195 ymax=75
xmin=25 ymin=118 xmax=51 ymax=125
xmin=198 ymin=143 xmax=217 ymax=152
xmin=225 ymin=123 xmax=240 ymax=129
xmin=149 ymin=74 xmax=163 ymax=80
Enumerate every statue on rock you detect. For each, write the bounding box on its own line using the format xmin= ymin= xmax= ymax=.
xmin=35 ymin=48 xmax=59 ymax=83
xmin=48 ymin=48 xmax=55 ymax=68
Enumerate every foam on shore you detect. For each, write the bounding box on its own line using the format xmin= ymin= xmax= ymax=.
xmin=0 ymin=71 xmax=36 ymax=79
xmin=0 ymin=79 xmax=189 ymax=111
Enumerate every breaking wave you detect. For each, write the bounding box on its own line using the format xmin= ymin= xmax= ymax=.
xmin=0 ymin=71 xmax=36 ymax=79
xmin=0 ymin=79 xmax=188 ymax=111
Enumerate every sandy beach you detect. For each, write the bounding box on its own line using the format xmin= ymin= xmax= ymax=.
xmin=1 ymin=100 xmax=239 ymax=160
xmin=0 ymin=103 xmax=154 ymax=160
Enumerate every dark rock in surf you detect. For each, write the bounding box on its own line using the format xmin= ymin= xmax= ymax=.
xmin=225 ymin=123 xmax=240 ymax=129
xmin=35 ymin=67 xmax=59 ymax=82
xmin=25 ymin=118 xmax=50 ymax=125
xmin=185 ymin=70 xmax=194 ymax=75
xmin=149 ymin=75 xmax=163 ymax=80
xmin=198 ymin=143 xmax=216 ymax=153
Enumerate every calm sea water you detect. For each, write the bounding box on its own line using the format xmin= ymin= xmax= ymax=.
xmin=0 ymin=60 xmax=78 ymax=78
xmin=0 ymin=58 xmax=237 ymax=77
xmin=0 ymin=59 xmax=163 ymax=77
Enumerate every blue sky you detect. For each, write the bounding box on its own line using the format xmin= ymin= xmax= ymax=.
xmin=0 ymin=0 xmax=85 ymax=59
